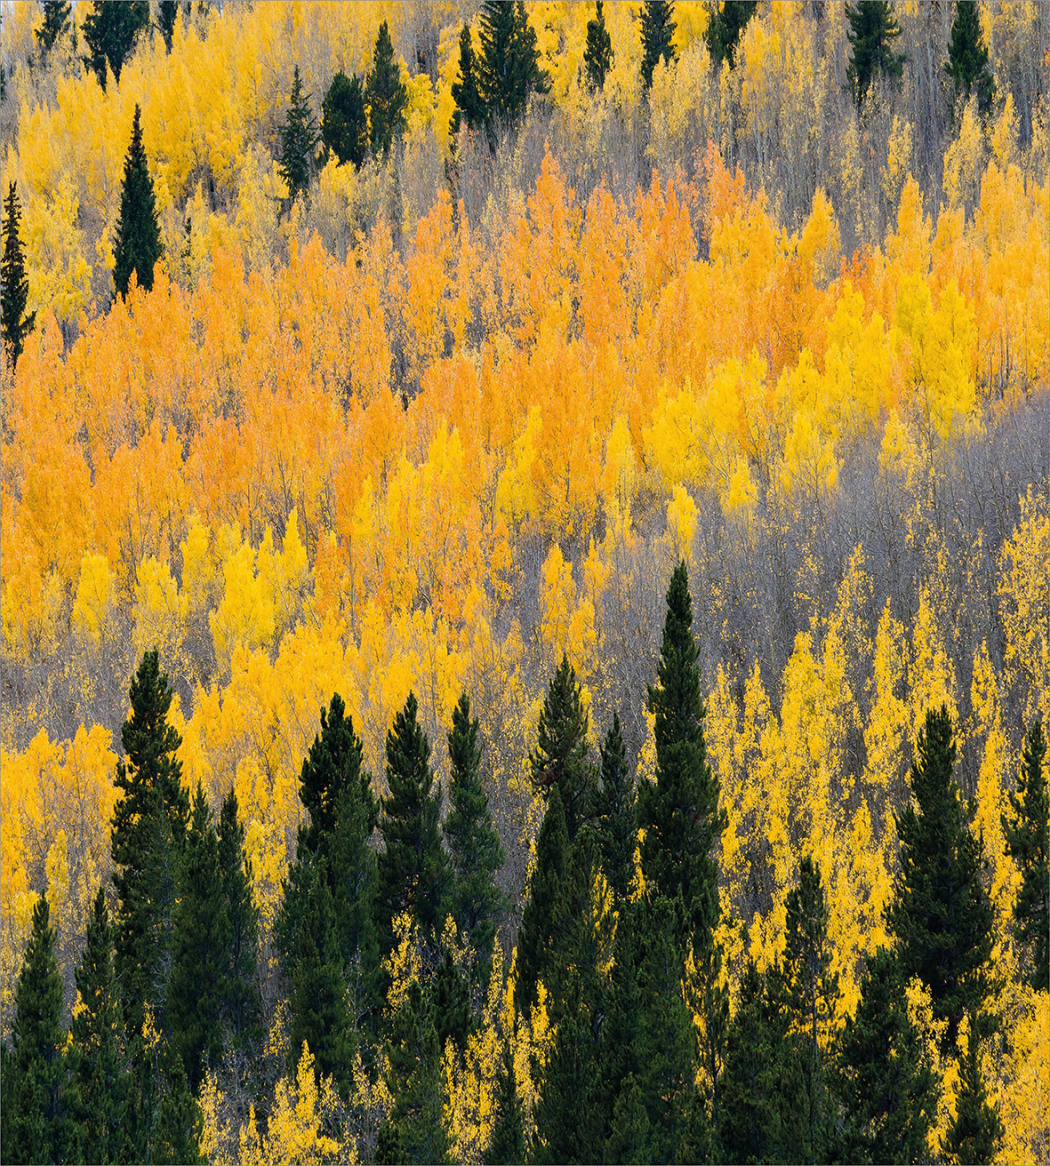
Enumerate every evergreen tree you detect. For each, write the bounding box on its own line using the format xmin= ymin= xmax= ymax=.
xmin=111 ymin=649 xmax=188 ymax=1045
xmin=583 ymin=1 xmax=614 ymax=92
xmin=113 ymin=104 xmax=162 ymax=298
xmin=321 ymin=71 xmax=369 ymax=168
xmin=705 ymin=0 xmax=758 ymax=69
xmin=365 ymin=21 xmax=408 ymax=159
xmin=1002 ymin=720 xmax=1048 ymax=991
xmin=640 ymin=0 xmax=677 ymax=90
xmin=157 ymin=0 xmax=179 ymax=52
xmin=945 ymin=1 xmax=994 ymax=114
xmin=943 ymin=1015 xmax=1004 ymax=1165
xmin=377 ymin=692 xmax=450 ymax=949
xmin=297 ymin=692 xmax=373 ymax=854
xmin=450 ymin=24 xmax=487 ymax=138
xmin=1 ymin=895 xmax=74 ymax=1164
xmin=483 ymin=1036 xmax=525 ymax=1166
xmin=443 ymin=693 xmax=507 ymax=985
xmin=476 ymin=1 xmax=549 ymax=131
xmin=67 ymin=888 xmax=127 ymax=1165
xmin=594 ymin=712 xmax=636 ymax=905
xmin=153 ymin=1043 xmax=205 ymax=1165
xmin=385 ymin=980 xmax=452 ymax=1165
xmin=82 ymin=0 xmax=150 ymax=89
xmin=278 ymin=66 xmax=320 ymax=204
xmin=604 ymin=1074 xmax=651 ymax=1166
xmin=2 ymin=182 xmax=35 ymax=367
xmin=376 ymin=1119 xmax=409 ymax=1165
xmin=217 ymin=787 xmax=261 ymax=1044
xmin=528 ymin=653 xmax=595 ymax=843
xmin=168 ymin=784 xmax=226 ymax=1091
xmin=434 ymin=949 xmax=472 ymax=1056
xmin=845 ymin=0 xmax=906 ymax=109
xmin=35 ymin=0 xmax=72 ymax=59
xmin=887 ymin=705 xmax=995 ymax=1050
xmin=835 ymin=947 xmax=939 ymax=1165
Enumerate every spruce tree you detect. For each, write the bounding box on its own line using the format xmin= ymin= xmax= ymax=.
xmin=604 ymin=1075 xmax=651 ymax=1166
xmin=111 ymin=649 xmax=188 ymax=1045
xmin=476 ymin=1 xmax=549 ymax=132
xmin=35 ymin=0 xmax=72 ymax=59
xmin=1002 ymin=719 xmax=1048 ymax=991
xmin=168 ymin=784 xmax=226 ymax=1091
xmin=158 ymin=0 xmax=179 ymax=52
xmin=887 ymin=704 xmax=995 ymax=1050
xmin=2 ymin=182 xmax=35 ymax=367
xmin=385 ymin=980 xmax=452 ymax=1165
xmin=1 ymin=895 xmax=74 ymax=1164
xmin=82 ymin=0 xmax=150 ymax=89
xmin=845 ymin=0 xmax=906 ymax=109
xmin=705 ymin=0 xmax=758 ymax=69
xmin=322 ymin=71 xmax=369 ymax=168
xmin=154 ymin=1043 xmax=206 ymax=1165
xmin=483 ymin=1037 xmax=525 ymax=1166
xmin=217 ymin=787 xmax=261 ymax=1044
xmin=943 ymin=1015 xmax=1004 ymax=1165
xmin=450 ymin=25 xmax=487 ymax=138
xmin=377 ymin=692 xmax=450 ymax=949
xmin=945 ymin=1 xmax=994 ymax=114
xmin=836 ymin=948 xmax=939 ymax=1165
xmin=113 ymin=104 xmax=162 ymax=298
xmin=278 ymin=66 xmax=320 ymax=204
xmin=434 ymin=948 xmax=472 ymax=1055
xmin=443 ymin=692 xmax=507 ymax=984
xmin=376 ymin=1119 xmax=409 ymax=1165
xmin=640 ymin=0 xmax=677 ymax=90
xmin=365 ymin=21 xmax=408 ymax=159
xmin=528 ymin=653 xmax=595 ymax=844
xmin=583 ymin=1 xmax=614 ymax=92
xmin=67 ymin=888 xmax=127 ymax=1166
xmin=594 ymin=711 xmax=636 ymax=904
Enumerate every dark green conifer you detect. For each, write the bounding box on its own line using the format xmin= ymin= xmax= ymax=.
xmin=376 ymin=1118 xmax=409 ymax=1165
xmin=444 ymin=692 xmax=507 ymax=984
xmin=943 ymin=1015 xmax=1004 ymax=1165
xmin=154 ymin=1043 xmax=205 ymax=1164
xmin=321 ymin=71 xmax=369 ymax=168
xmin=278 ymin=65 xmax=320 ymax=204
xmin=365 ymin=21 xmax=408 ymax=159
xmin=111 ymin=649 xmax=188 ymax=1044
xmin=640 ymin=0 xmax=677 ymax=90
xmin=157 ymin=0 xmax=179 ymax=52
xmin=604 ymin=1074 xmax=651 ymax=1166
xmin=450 ymin=25 xmax=487 ymax=139
xmin=835 ymin=947 xmax=939 ymax=1165
xmin=385 ymin=980 xmax=452 ymax=1165
xmin=1 ymin=895 xmax=74 ymax=1164
xmin=2 ymin=182 xmax=35 ymax=367
xmin=82 ymin=0 xmax=150 ymax=89
xmin=434 ymin=948 xmax=473 ymax=1056
xmin=476 ymin=1 xmax=549 ymax=131
xmin=705 ymin=0 xmax=757 ymax=69
xmin=35 ymin=0 xmax=72 ymax=58
xmin=594 ymin=711 xmax=636 ymax=904
xmin=217 ymin=787 xmax=261 ymax=1044
xmin=584 ymin=1 xmax=614 ymax=92
xmin=483 ymin=1037 xmax=525 ymax=1166
xmin=845 ymin=0 xmax=906 ymax=109
xmin=67 ymin=888 xmax=127 ymax=1165
xmin=887 ymin=705 xmax=995 ymax=1050
xmin=945 ymin=1 xmax=994 ymax=114
xmin=1002 ymin=720 xmax=1048 ymax=991
xmin=113 ymin=104 xmax=162 ymax=297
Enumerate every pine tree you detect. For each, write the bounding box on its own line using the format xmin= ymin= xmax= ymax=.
xmin=385 ymin=980 xmax=452 ymax=1165
xmin=168 ymin=784 xmax=226 ymax=1091
xmin=945 ymin=1 xmax=994 ymax=114
xmin=845 ymin=0 xmax=906 ymax=109
xmin=434 ymin=948 xmax=472 ymax=1055
xmin=67 ymin=888 xmax=127 ymax=1166
xmin=943 ymin=1015 xmax=1004 ymax=1165
xmin=640 ymin=0 xmax=677 ymax=90
xmin=278 ymin=65 xmax=320 ymax=204
xmin=888 ymin=705 xmax=995 ymax=1050
xmin=35 ymin=0 xmax=72 ymax=59
xmin=476 ymin=1 xmax=549 ymax=132
xmin=704 ymin=0 xmax=758 ymax=69
xmin=2 ymin=182 xmax=35 ymax=368
xmin=583 ymin=1 xmax=614 ymax=92
xmin=111 ymin=650 xmax=189 ymax=1046
xmin=1 ymin=895 xmax=74 ymax=1164
xmin=217 ymin=787 xmax=261 ymax=1044
xmin=113 ymin=104 xmax=162 ymax=298
xmin=154 ymin=1042 xmax=206 ymax=1165
xmin=1002 ymin=720 xmax=1048 ymax=991
xmin=594 ymin=712 xmax=636 ymax=904
xmin=376 ymin=1119 xmax=409 ymax=1165
xmin=321 ymin=71 xmax=369 ymax=168
xmin=604 ymin=1074 xmax=651 ymax=1166
xmin=82 ymin=0 xmax=150 ymax=89
xmin=365 ymin=21 xmax=408 ymax=159
xmin=450 ymin=24 xmax=487 ymax=138
xmin=443 ymin=693 xmax=507 ymax=985
xmin=483 ymin=1037 xmax=525 ymax=1166
xmin=377 ymin=692 xmax=450 ymax=950
xmin=528 ymin=653 xmax=595 ymax=844
xmin=157 ymin=0 xmax=179 ymax=52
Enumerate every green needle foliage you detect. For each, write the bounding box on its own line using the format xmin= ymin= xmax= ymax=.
xmin=594 ymin=711 xmax=637 ymax=905
xmin=113 ymin=104 xmax=163 ymax=298
xmin=640 ymin=0 xmax=677 ymax=90
xmin=483 ymin=1036 xmax=525 ymax=1166
xmin=217 ymin=788 xmax=262 ymax=1045
xmin=1 ymin=181 xmax=35 ymax=366
xmin=946 ymin=1 xmax=995 ymax=114
xmin=476 ymin=1 xmax=549 ymax=132
xmin=705 ymin=0 xmax=758 ymax=69
xmin=366 ymin=21 xmax=408 ymax=159
xmin=846 ymin=0 xmax=906 ymax=109
xmin=943 ymin=1014 xmax=1004 ymax=1165
xmin=82 ymin=0 xmax=150 ymax=89
xmin=583 ymin=1 xmax=613 ymax=92
xmin=278 ymin=65 xmax=320 ymax=204
xmin=322 ymin=71 xmax=369 ymax=168
xmin=450 ymin=25 xmax=487 ymax=138
xmin=1002 ymin=719 xmax=1048 ymax=991
xmin=35 ymin=0 xmax=72 ymax=59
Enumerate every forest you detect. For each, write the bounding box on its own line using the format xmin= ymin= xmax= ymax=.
xmin=0 ymin=1 xmax=1047 ymax=1163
